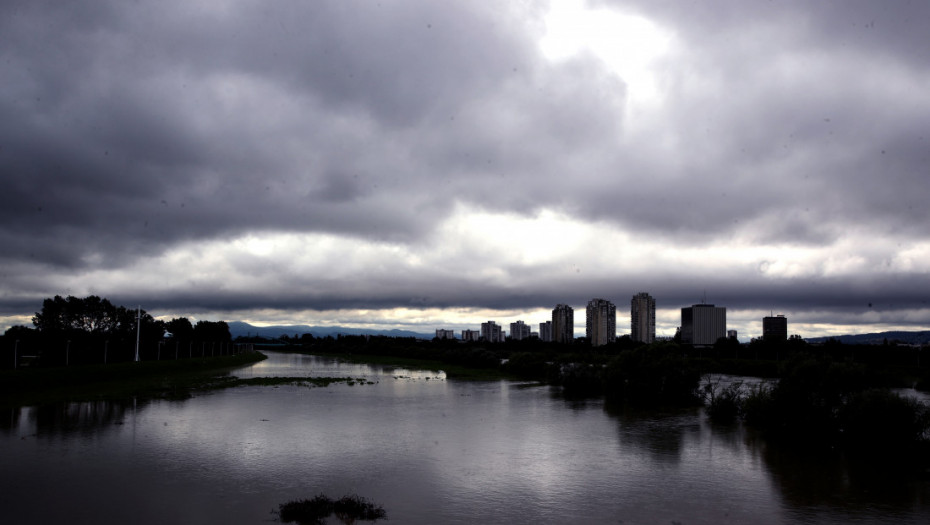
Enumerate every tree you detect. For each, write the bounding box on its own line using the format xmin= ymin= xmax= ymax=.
xmin=32 ymin=295 xmax=161 ymax=340
xmin=193 ymin=320 xmax=231 ymax=342
xmin=33 ymin=295 xmax=123 ymax=334
xmin=166 ymin=317 xmax=194 ymax=340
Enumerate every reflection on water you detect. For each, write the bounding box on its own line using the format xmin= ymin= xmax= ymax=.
xmin=12 ymin=401 xmax=141 ymax=437
xmin=756 ymin=431 xmax=930 ymax=523
xmin=1 ymin=351 xmax=928 ymax=525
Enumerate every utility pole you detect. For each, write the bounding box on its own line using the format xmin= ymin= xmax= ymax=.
xmin=134 ymin=305 xmax=141 ymax=362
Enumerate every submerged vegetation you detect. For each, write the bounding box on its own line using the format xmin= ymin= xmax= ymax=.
xmin=702 ymin=354 xmax=930 ymax=463
xmin=276 ymin=493 xmax=386 ymax=525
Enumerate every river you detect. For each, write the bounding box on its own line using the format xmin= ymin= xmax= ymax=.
xmin=2 ymin=351 xmax=928 ymax=524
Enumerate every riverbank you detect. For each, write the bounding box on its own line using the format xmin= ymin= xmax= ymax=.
xmin=0 ymin=352 xmax=267 ymax=407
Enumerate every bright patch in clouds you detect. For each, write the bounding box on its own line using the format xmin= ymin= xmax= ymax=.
xmin=540 ymin=0 xmax=673 ymax=104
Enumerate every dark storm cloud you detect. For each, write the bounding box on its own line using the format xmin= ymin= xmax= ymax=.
xmin=1 ymin=0 xmax=928 ymax=333
xmin=0 ymin=0 xmax=543 ymax=267
xmin=582 ymin=0 xmax=930 ymax=239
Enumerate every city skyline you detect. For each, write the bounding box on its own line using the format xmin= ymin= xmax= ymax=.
xmin=2 ymin=1 xmax=928 ymax=340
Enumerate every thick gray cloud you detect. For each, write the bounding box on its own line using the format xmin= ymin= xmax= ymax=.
xmin=1 ymin=0 xmax=928 ymax=337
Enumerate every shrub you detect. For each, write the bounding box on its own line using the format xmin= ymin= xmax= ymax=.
xmin=839 ymin=389 xmax=930 ymax=452
xmin=601 ymin=344 xmax=700 ymax=406
xmin=501 ymin=352 xmax=552 ymax=381
xmin=278 ymin=493 xmax=386 ymax=525
xmin=702 ymin=380 xmax=743 ymax=423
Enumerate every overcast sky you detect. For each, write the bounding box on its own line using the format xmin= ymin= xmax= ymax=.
xmin=2 ymin=0 xmax=928 ymax=339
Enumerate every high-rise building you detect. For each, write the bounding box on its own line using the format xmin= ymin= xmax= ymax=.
xmin=510 ymin=320 xmax=531 ymax=341
xmin=551 ymin=304 xmax=574 ymax=344
xmin=586 ymin=298 xmax=616 ymax=346
xmin=630 ymin=292 xmax=656 ymax=344
xmin=481 ymin=321 xmax=504 ymax=343
xmin=680 ymin=304 xmax=726 ymax=346
xmin=762 ymin=315 xmax=787 ymax=342
xmin=435 ymin=329 xmax=455 ymax=340
xmin=539 ymin=321 xmax=552 ymax=342
xmin=461 ymin=329 xmax=479 ymax=342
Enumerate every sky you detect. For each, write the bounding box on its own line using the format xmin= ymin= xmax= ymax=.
xmin=2 ymin=0 xmax=929 ymax=340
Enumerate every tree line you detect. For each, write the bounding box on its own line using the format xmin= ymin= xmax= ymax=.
xmin=2 ymin=295 xmax=233 ymax=368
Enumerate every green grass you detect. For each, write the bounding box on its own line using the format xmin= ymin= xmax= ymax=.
xmin=0 ymin=352 xmax=267 ymax=407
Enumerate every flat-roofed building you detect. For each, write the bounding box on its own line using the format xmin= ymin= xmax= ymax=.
xmin=481 ymin=321 xmax=504 ymax=343
xmin=586 ymin=298 xmax=616 ymax=346
xmin=552 ymin=304 xmax=574 ymax=344
xmin=435 ymin=329 xmax=455 ymax=340
xmin=763 ymin=315 xmax=788 ymax=342
xmin=681 ymin=304 xmax=726 ymax=346
xmin=539 ymin=321 xmax=552 ymax=342
xmin=631 ymin=292 xmax=656 ymax=344
xmin=461 ymin=329 xmax=480 ymax=342
xmin=510 ymin=320 xmax=531 ymax=341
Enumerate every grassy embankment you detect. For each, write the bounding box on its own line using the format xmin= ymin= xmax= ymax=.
xmin=0 ymin=352 xmax=270 ymax=407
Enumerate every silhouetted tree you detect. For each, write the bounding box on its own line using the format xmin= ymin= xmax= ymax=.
xmin=32 ymin=295 xmax=159 ymax=339
xmin=193 ymin=320 xmax=231 ymax=342
xmin=166 ymin=317 xmax=194 ymax=340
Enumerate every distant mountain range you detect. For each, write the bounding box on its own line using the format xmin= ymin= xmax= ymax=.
xmin=805 ymin=331 xmax=930 ymax=345
xmin=227 ymin=321 xmax=433 ymax=340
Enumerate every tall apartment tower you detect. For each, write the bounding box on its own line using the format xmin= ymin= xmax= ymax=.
xmin=586 ymin=298 xmax=616 ymax=346
xmin=551 ymin=304 xmax=574 ymax=344
xmin=539 ymin=321 xmax=552 ymax=342
xmin=630 ymin=292 xmax=656 ymax=344
xmin=510 ymin=320 xmax=531 ymax=341
xmin=480 ymin=321 xmax=503 ymax=343
xmin=680 ymin=304 xmax=726 ymax=346
xmin=762 ymin=315 xmax=788 ymax=342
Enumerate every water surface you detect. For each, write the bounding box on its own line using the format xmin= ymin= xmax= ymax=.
xmin=2 ymin=352 xmax=928 ymax=524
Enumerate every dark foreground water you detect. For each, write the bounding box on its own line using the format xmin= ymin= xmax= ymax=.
xmin=2 ymin=351 xmax=929 ymax=524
